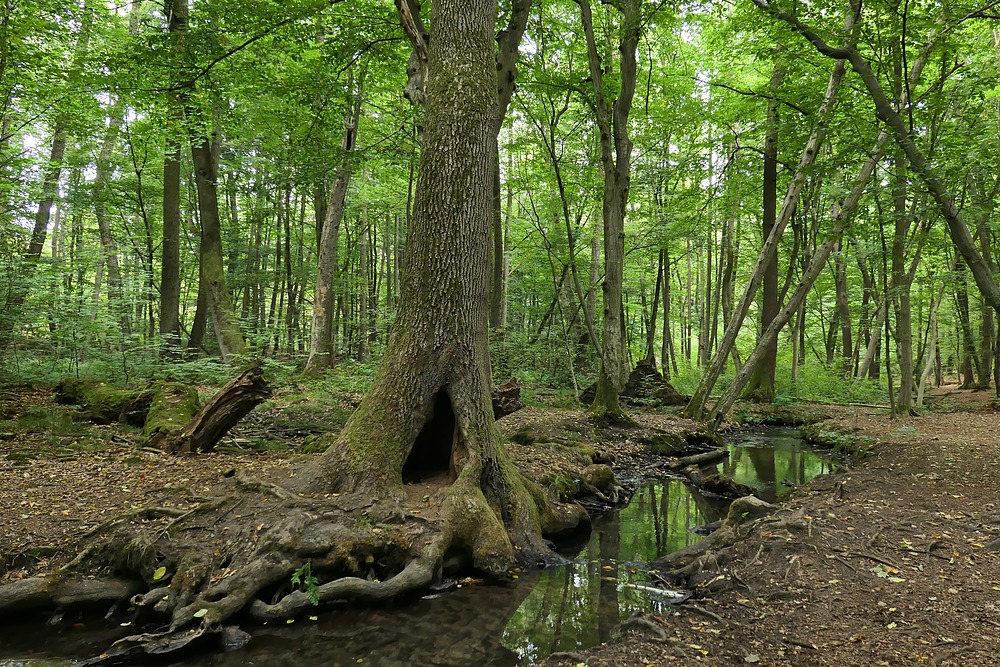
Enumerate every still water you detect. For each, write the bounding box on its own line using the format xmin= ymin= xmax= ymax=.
xmin=0 ymin=428 xmax=836 ymax=667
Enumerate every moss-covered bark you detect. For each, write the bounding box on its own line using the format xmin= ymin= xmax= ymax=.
xmin=143 ymin=383 xmax=199 ymax=441
xmin=54 ymin=379 xmax=152 ymax=427
xmin=296 ymin=0 xmax=585 ymax=570
xmin=0 ymin=3 xmax=584 ymax=659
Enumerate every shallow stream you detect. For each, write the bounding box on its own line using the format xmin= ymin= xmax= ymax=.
xmin=0 ymin=427 xmax=837 ymax=667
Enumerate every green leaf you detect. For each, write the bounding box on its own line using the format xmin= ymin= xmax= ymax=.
xmin=193 ymin=608 xmax=208 ymax=618
xmin=153 ymin=566 xmax=167 ymax=581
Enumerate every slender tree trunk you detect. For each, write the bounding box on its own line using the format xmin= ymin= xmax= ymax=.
xmin=358 ymin=171 xmax=370 ymax=361
xmin=890 ymin=154 xmax=916 ymax=414
xmin=644 ymin=250 xmax=663 ymax=365
xmin=578 ymin=0 xmax=641 ymax=422
xmin=709 ymin=123 xmax=889 ymax=425
xmin=189 ymin=131 xmax=246 ymax=363
xmin=304 ymin=86 xmax=363 ymax=374
xmin=489 ymin=0 xmax=531 ymax=330
xmin=917 ymin=282 xmax=945 ymax=408
xmin=757 ymin=3 xmax=1000 ymax=315
xmin=160 ymin=123 xmax=183 ymax=353
xmin=93 ymin=112 xmax=130 ymax=336
xmin=684 ymin=46 xmax=851 ymax=419
xmin=743 ymin=65 xmax=783 ymax=402
xmin=833 ymin=241 xmax=852 ymax=374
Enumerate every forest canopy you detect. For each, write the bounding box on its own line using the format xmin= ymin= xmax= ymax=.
xmin=1 ymin=0 xmax=998 ymax=413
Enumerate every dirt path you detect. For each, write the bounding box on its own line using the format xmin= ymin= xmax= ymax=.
xmin=543 ymin=385 xmax=1000 ymax=666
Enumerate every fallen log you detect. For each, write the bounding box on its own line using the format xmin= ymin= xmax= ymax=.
xmin=151 ymin=367 xmax=272 ymax=454
xmin=54 ymin=379 xmax=153 ymax=427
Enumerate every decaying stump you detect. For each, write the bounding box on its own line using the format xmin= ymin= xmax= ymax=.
xmin=152 ymin=367 xmax=272 ymax=454
xmin=491 ymin=377 xmax=525 ymax=419
xmin=580 ymin=359 xmax=688 ymax=407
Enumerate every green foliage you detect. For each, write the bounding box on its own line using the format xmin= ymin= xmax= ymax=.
xmin=773 ymin=362 xmax=885 ymax=406
xmin=291 ymin=562 xmax=320 ymax=606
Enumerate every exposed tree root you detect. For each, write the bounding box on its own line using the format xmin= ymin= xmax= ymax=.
xmin=0 ymin=453 xmax=587 ymax=663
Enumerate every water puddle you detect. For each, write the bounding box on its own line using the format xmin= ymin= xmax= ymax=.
xmin=0 ymin=428 xmax=836 ymax=667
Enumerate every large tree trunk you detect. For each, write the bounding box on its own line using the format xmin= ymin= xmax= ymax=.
xmin=299 ymin=0 xmax=583 ymax=566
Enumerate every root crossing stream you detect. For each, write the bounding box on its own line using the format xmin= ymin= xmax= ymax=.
xmin=0 ymin=428 xmax=837 ymax=667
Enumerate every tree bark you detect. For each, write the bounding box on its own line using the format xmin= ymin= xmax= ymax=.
xmin=93 ymin=111 xmax=130 ymax=336
xmin=742 ymin=65 xmax=783 ymax=402
xmin=160 ymin=122 xmax=183 ymax=353
xmin=709 ymin=124 xmax=889 ymax=426
xmin=304 ymin=74 xmax=363 ymax=374
xmin=578 ymin=0 xmax=641 ymax=423
xmin=833 ymin=241 xmax=852 ymax=374
xmin=189 ymin=131 xmax=246 ymax=363
xmin=753 ymin=0 xmax=1000 ymax=315
xmin=684 ymin=40 xmax=851 ymax=419
xmin=298 ymin=0 xmax=582 ymax=572
xmin=490 ymin=1 xmax=532 ymax=329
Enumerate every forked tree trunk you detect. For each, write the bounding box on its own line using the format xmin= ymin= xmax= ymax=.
xmin=579 ymin=0 xmax=641 ymax=423
xmin=298 ymin=0 xmax=582 ymax=572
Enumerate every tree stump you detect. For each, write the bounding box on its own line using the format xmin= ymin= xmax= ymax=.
xmin=491 ymin=377 xmax=525 ymax=419
xmin=152 ymin=367 xmax=272 ymax=454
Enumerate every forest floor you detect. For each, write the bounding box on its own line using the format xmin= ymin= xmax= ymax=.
xmin=542 ymin=385 xmax=1000 ymax=667
xmin=1 ymin=382 xmax=999 ymax=666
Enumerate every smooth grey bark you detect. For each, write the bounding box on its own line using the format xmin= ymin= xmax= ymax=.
xmin=303 ymin=77 xmax=363 ymax=374
xmin=93 ymin=112 xmax=129 ymax=336
xmin=490 ymin=0 xmax=532 ymax=329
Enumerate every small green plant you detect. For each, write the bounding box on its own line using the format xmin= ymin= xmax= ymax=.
xmin=291 ymin=562 xmax=320 ymax=605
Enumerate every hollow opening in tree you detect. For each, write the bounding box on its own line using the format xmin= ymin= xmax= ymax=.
xmin=403 ymin=390 xmax=456 ymax=484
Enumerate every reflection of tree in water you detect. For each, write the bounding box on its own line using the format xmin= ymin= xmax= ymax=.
xmin=748 ymin=446 xmax=778 ymax=501
xmin=598 ymin=512 xmax=620 ymax=643
xmin=501 ymin=431 xmax=839 ymax=664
